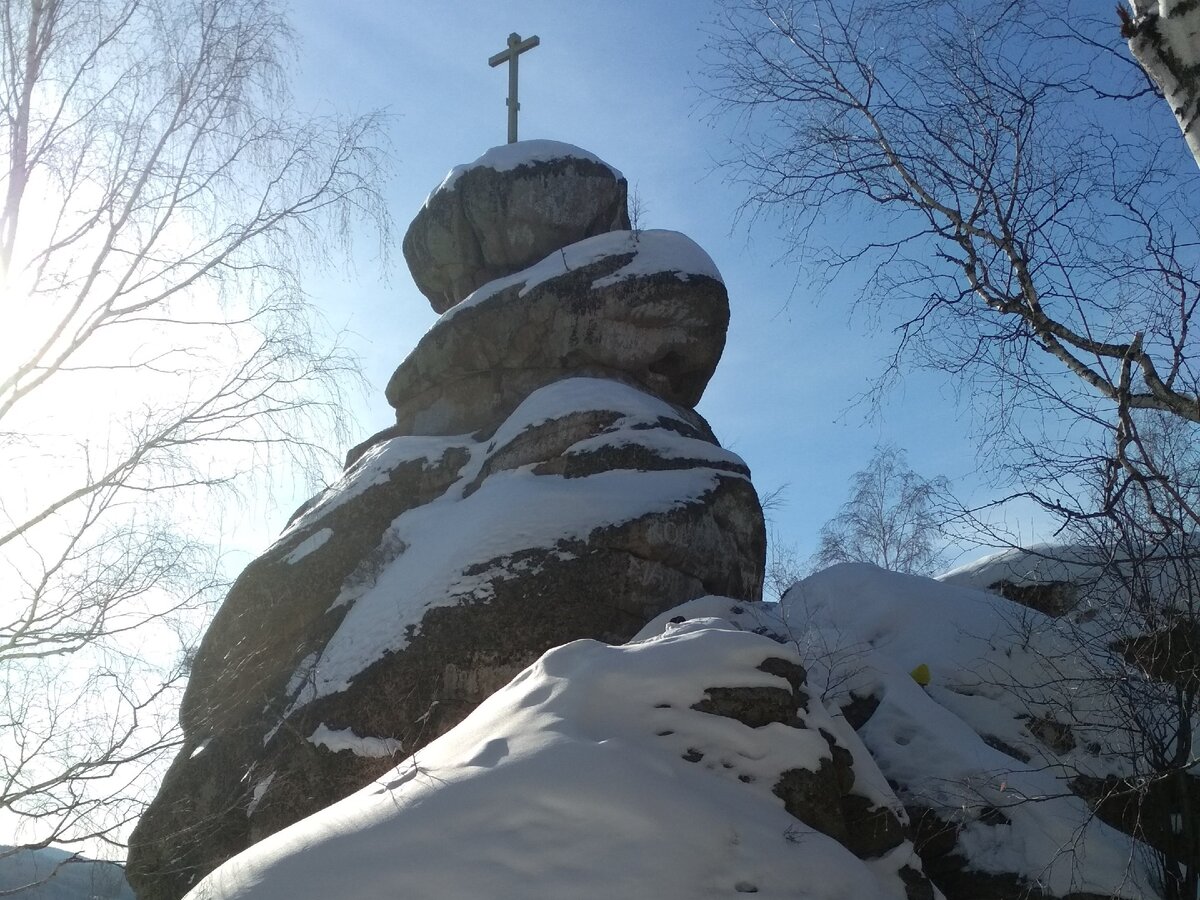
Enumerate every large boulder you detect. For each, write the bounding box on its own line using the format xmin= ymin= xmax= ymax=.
xmin=128 ymin=142 xmax=765 ymax=900
xmin=777 ymin=564 xmax=1159 ymax=899
xmin=403 ymin=141 xmax=630 ymax=313
xmin=383 ymin=229 xmax=728 ymax=439
xmin=127 ymin=378 xmax=765 ymax=900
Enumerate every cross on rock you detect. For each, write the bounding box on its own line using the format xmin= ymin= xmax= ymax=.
xmin=488 ymin=32 xmax=540 ymax=144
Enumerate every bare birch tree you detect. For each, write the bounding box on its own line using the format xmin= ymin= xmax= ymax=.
xmin=813 ymin=446 xmax=949 ymax=575
xmin=1122 ymin=0 xmax=1200 ymax=168
xmin=707 ymin=0 xmax=1199 ymax=894
xmin=0 ymin=0 xmax=389 ymax=866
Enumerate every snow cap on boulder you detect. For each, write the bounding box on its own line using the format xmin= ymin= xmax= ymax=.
xmin=404 ymin=140 xmax=631 ymax=313
xmin=385 ymin=229 xmax=728 ymax=436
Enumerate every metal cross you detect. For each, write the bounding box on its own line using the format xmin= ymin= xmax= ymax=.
xmin=488 ymin=32 xmax=540 ymax=144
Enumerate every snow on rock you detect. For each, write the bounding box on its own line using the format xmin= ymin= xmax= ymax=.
xmin=307 ymin=724 xmax=402 ymax=759
xmin=765 ymin=564 xmax=1156 ymax=898
xmin=246 ymin=774 xmax=275 ymax=818
xmin=385 ymin=230 xmax=729 ymax=436
xmin=442 ymin=228 xmax=723 ymax=323
xmin=940 ymin=541 xmax=1189 ymax=623
xmin=632 ymin=568 xmax=1166 ymax=898
xmin=130 ymin=140 xmax=761 ymax=900
xmin=404 ymin=141 xmax=631 ymax=312
xmin=184 ymin=619 xmax=931 ymax=900
xmin=938 ymin=542 xmax=1109 ymax=591
xmin=281 ymin=528 xmax=331 ymax=565
xmin=431 ymin=139 xmax=625 ymax=196
xmin=285 ymin=377 xmax=755 ymax=703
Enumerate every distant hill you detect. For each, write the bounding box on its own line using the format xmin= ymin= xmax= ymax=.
xmin=0 ymin=846 xmax=133 ymax=900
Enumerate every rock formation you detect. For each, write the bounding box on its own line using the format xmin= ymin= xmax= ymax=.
xmin=402 ymin=141 xmax=631 ymax=312
xmin=126 ymin=141 xmax=766 ymax=900
xmin=127 ymin=140 xmax=1176 ymax=900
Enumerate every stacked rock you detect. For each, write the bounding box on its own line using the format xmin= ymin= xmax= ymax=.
xmin=127 ymin=140 xmax=765 ymax=900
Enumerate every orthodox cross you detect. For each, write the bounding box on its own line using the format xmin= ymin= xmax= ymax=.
xmin=488 ymin=32 xmax=540 ymax=143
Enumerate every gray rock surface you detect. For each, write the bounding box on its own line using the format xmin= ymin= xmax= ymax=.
xmin=403 ymin=141 xmax=630 ymax=313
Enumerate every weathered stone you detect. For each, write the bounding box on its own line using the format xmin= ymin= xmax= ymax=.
xmin=403 ymin=142 xmax=630 ymax=312
xmin=907 ymin=805 xmax=1113 ymax=900
xmin=130 ymin=142 xmax=764 ymax=900
xmin=773 ymin=760 xmax=853 ymax=845
xmin=692 ymin=686 xmax=798 ymax=728
xmin=988 ymin=578 xmax=1080 ymax=617
xmin=384 ymin=230 xmax=728 ymax=437
xmin=1116 ymin=619 xmax=1200 ymax=690
xmin=181 ymin=444 xmax=473 ymax=737
xmin=1026 ymin=714 xmax=1076 ymax=755
xmin=899 ymin=865 xmax=937 ymax=900
xmin=127 ymin=379 xmax=765 ymax=900
xmin=840 ymin=793 xmax=909 ymax=859
xmin=1072 ymin=772 xmax=1200 ymax=877
xmin=757 ymin=656 xmax=809 ymax=697
xmin=840 ymin=692 xmax=881 ymax=730
xmin=693 ymin=663 xmax=912 ymax=866
xmin=980 ymin=733 xmax=1033 ymax=763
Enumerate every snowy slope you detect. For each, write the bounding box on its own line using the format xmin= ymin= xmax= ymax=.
xmin=181 ymin=564 xmax=1163 ymax=899
xmin=185 ymin=617 xmax=927 ymax=900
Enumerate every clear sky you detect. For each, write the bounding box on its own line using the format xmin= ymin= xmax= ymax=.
xmin=284 ymin=1 xmax=1049 ymax=566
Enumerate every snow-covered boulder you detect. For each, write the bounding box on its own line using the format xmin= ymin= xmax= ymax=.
xmin=940 ymin=542 xmax=1187 ymax=621
xmin=382 ymin=229 xmax=728 ymax=438
xmin=403 ymin=141 xmax=630 ymax=313
xmin=180 ymin=616 xmax=936 ymax=900
xmin=128 ymin=378 xmax=764 ymax=899
xmin=775 ymin=563 xmax=1160 ymax=899
xmin=128 ymin=143 xmax=764 ymax=900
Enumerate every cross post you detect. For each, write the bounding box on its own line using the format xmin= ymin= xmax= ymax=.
xmin=488 ymin=32 xmax=540 ymax=144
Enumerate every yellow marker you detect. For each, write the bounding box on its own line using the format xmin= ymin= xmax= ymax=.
xmin=910 ymin=663 xmax=931 ymax=686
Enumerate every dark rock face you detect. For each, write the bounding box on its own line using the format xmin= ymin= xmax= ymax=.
xmin=1073 ymin=772 xmax=1200 ymax=880
xmin=688 ymin=652 xmax=932 ymax=897
xmin=988 ymin=578 xmax=1080 ymax=617
xmin=1116 ymin=619 xmax=1200 ymax=690
xmin=403 ymin=143 xmax=630 ymax=313
xmin=908 ymin=806 xmax=1113 ymax=900
xmin=127 ymin=143 xmax=765 ymax=900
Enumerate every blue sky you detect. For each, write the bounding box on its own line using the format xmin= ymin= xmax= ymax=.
xmin=285 ymin=1 xmax=1049 ymax=565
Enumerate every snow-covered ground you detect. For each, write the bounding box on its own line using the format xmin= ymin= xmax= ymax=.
xmin=183 ymin=563 xmax=1159 ymax=900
